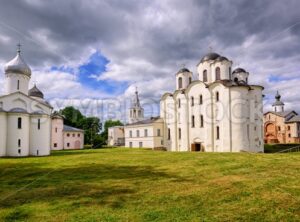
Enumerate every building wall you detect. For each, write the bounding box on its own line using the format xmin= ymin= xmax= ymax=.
xmin=6 ymin=113 xmax=30 ymax=156
xmin=0 ymin=112 xmax=7 ymax=156
xmin=63 ymin=131 xmax=84 ymax=149
xmin=51 ymin=117 xmax=64 ymax=150
xmin=29 ymin=115 xmax=51 ymax=156
xmin=5 ymin=73 xmax=30 ymax=95
xmin=124 ymin=121 xmax=164 ymax=149
xmin=108 ymin=127 xmax=125 ymax=146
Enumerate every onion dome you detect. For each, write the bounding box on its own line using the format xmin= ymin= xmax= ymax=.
xmin=177 ymin=67 xmax=190 ymax=74
xmin=216 ymin=56 xmax=229 ymax=62
xmin=200 ymin=52 xmax=221 ymax=62
xmin=272 ymin=91 xmax=284 ymax=106
xmin=29 ymin=84 xmax=44 ymax=99
xmin=4 ymin=45 xmax=31 ymax=77
xmin=232 ymin=68 xmax=246 ymax=74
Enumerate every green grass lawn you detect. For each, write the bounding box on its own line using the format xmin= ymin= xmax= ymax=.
xmin=0 ymin=148 xmax=299 ymax=222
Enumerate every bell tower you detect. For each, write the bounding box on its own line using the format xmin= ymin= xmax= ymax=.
xmin=129 ymin=87 xmax=144 ymax=124
xmin=272 ymin=91 xmax=284 ymax=113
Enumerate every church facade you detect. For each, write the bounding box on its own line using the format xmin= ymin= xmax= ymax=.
xmin=160 ymin=52 xmax=264 ymax=152
xmin=264 ymin=92 xmax=300 ymax=144
xmin=0 ymin=46 xmax=53 ymax=157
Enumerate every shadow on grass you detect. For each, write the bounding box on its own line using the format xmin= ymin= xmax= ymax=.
xmin=0 ymin=163 xmax=189 ymax=209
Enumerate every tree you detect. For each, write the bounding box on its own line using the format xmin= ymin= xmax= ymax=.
xmin=60 ymin=106 xmax=84 ymax=128
xmin=101 ymin=120 xmax=123 ymax=141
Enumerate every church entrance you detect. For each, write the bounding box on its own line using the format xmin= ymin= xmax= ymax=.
xmin=191 ymin=143 xmax=201 ymax=152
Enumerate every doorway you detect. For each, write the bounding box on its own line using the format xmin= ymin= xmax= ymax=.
xmin=195 ymin=143 xmax=201 ymax=152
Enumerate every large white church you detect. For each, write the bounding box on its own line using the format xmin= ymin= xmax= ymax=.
xmin=0 ymin=46 xmax=53 ymax=157
xmin=110 ymin=52 xmax=264 ymax=152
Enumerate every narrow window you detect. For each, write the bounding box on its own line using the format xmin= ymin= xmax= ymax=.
xmin=215 ymin=67 xmax=221 ymax=80
xmin=18 ymin=139 xmax=21 ymax=147
xmin=54 ymin=143 xmax=57 ymax=148
xmin=67 ymin=133 xmax=70 ymax=137
xmin=191 ymin=115 xmax=195 ymax=128
xmin=37 ymin=150 xmax=39 ymax=156
xmin=288 ymin=133 xmax=291 ymax=138
xmin=178 ymin=99 xmax=181 ymax=108
xmin=229 ymin=67 xmax=232 ymax=79
xmin=168 ymin=128 xmax=171 ymax=140
xmin=203 ymin=70 xmax=208 ymax=82
xmin=216 ymin=126 xmax=220 ymax=140
xmin=17 ymin=80 xmax=20 ymax=90
xmin=18 ymin=117 xmax=22 ymax=129
xmin=191 ymin=97 xmax=194 ymax=106
xmin=200 ymin=115 xmax=204 ymax=128
xmin=67 ymin=143 xmax=70 ymax=147
xmin=199 ymin=95 xmax=203 ymax=105
xmin=139 ymin=142 xmax=143 ymax=148
xmin=161 ymin=140 xmax=163 ymax=145
xmin=178 ymin=77 xmax=183 ymax=88
xmin=144 ymin=129 xmax=148 ymax=137
xmin=189 ymin=77 xmax=192 ymax=84
xmin=288 ymin=126 xmax=291 ymax=130
xmin=178 ymin=128 xmax=181 ymax=140
xmin=157 ymin=129 xmax=161 ymax=137
xmin=72 ymin=133 xmax=75 ymax=137
xmin=38 ymin=119 xmax=41 ymax=130
xmin=216 ymin=92 xmax=219 ymax=102
xmin=130 ymin=130 xmax=132 ymax=138
xmin=78 ymin=134 xmax=80 ymax=137
xmin=55 ymin=127 xmax=58 ymax=133
xmin=18 ymin=149 xmax=21 ymax=154
xmin=129 ymin=142 xmax=133 ymax=148
xmin=137 ymin=130 xmax=140 ymax=137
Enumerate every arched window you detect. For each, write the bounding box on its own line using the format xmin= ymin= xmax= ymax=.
xmin=200 ymin=115 xmax=204 ymax=128
xmin=191 ymin=97 xmax=194 ymax=106
xmin=178 ymin=128 xmax=181 ymax=140
xmin=234 ymin=77 xmax=238 ymax=82
xmin=178 ymin=77 xmax=183 ymax=88
xmin=136 ymin=130 xmax=140 ymax=137
xmin=216 ymin=126 xmax=220 ymax=140
xmin=17 ymin=117 xmax=22 ymax=129
xmin=38 ymin=119 xmax=41 ymax=130
xmin=17 ymin=80 xmax=20 ymax=90
xmin=168 ymin=128 xmax=171 ymax=140
xmin=191 ymin=115 xmax=195 ymax=128
xmin=178 ymin=99 xmax=181 ymax=108
xmin=203 ymin=70 xmax=207 ymax=82
xmin=215 ymin=67 xmax=221 ymax=80
xmin=216 ymin=92 xmax=219 ymax=102
xmin=199 ymin=95 xmax=203 ymax=105
xmin=189 ymin=77 xmax=192 ymax=84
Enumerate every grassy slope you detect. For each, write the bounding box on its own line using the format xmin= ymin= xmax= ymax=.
xmin=0 ymin=148 xmax=299 ymax=222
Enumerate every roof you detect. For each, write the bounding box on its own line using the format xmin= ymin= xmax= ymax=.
xmin=176 ymin=67 xmax=190 ymax=74
xmin=29 ymin=84 xmax=44 ymax=99
xmin=264 ymin=111 xmax=298 ymax=118
xmin=63 ymin=125 xmax=84 ymax=132
xmin=126 ymin=117 xmax=162 ymax=126
xmin=232 ymin=68 xmax=246 ymax=74
xmin=286 ymin=115 xmax=300 ymax=123
xmin=4 ymin=50 xmax=31 ymax=77
xmin=200 ymin=52 xmax=221 ymax=63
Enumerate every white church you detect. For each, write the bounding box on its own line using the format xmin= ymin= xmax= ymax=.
xmin=110 ymin=52 xmax=264 ymax=152
xmin=0 ymin=45 xmax=85 ymax=157
xmin=0 ymin=45 xmax=53 ymax=157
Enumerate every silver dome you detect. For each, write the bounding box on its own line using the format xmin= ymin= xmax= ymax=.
xmin=4 ymin=50 xmax=31 ymax=77
xmin=29 ymin=84 xmax=44 ymax=98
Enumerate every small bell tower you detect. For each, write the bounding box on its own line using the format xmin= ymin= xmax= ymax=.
xmin=272 ymin=91 xmax=285 ymax=113
xmin=128 ymin=87 xmax=144 ymax=124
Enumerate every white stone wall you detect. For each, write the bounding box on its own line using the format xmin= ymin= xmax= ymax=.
xmin=5 ymin=74 xmax=30 ymax=95
xmin=0 ymin=112 xmax=7 ymax=156
xmin=176 ymin=72 xmax=193 ymax=90
xmin=108 ymin=126 xmax=124 ymax=146
xmin=29 ymin=115 xmax=51 ymax=156
xmin=51 ymin=117 xmax=64 ymax=150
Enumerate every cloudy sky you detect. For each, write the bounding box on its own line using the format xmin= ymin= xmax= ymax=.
xmin=0 ymin=0 xmax=300 ymax=121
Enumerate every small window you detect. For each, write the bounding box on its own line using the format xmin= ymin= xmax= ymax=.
xmin=178 ymin=128 xmax=181 ymax=140
xmin=178 ymin=77 xmax=183 ymax=88
xmin=157 ymin=129 xmax=161 ymax=137
xmin=278 ymin=126 xmax=281 ymax=131
xmin=72 ymin=133 xmax=75 ymax=137
xmin=216 ymin=126 xmax=220 ymax=140
xmin=78 ymin=134 xmax=80 ymax=137
xmin=191 ymin=115 xmax=195 ymax=128
xmin=129 ymin=130 xmax=132 ymax=138
xmin=38 ymin=119 xmax=41 ymax=130
xmin=229 ymin=67 xmax=232 ymax=79
xmin=137 ymin=130 xmax=140 ymax=137
xmin=144 ymin=129 xmax=148 ymax=137
xmin=288 ymin=126 xmax=291 ymax=130
xmin=178 ymin=99 xmax=181 ymax=108
xmin=17 ymin=80 xmax=20 ymax=90
xmin=18 ymin=149 xmax=21 ymax=154
xmin=129 ymin=142 xmax=133 ymax=148
xmin=37 ymin=150 xmax=39 ymax=156
xmin=168 ymin=128 xmax=171 ymax=140
xmin=200 ymin=115 xmax=204 ymax=128
xmin=203 ymin=70 xmax=208 ymax=82
xmin=139 ymin=142 xmax=143 ymax=148
xmin=199 ymin=95 xmax=203 ymax=105
xmin=288 ymin=133 xmax=291 ymax=138
xmin=189 ymin=77 xmax=192 ymax=84
xmin=67 ymin=143 xmax=70 ymax=147
xmin=161 ymin=140 xmax=163 ymax=145
xmin=215 ymin=67 xmax=221 ymax=80
xmin=216 ymin=92 xmax=219 ymax=102
xmin=18 ymin=139 xmax=21 ymax=147
xmin=67 ymin=133 xmax=70 ymax=137
xmin=191 ymin=97 xmax=194 ymax=107
xmin=18 ymin=117 xmax=22 ymax=129
xmin=54 ymin=143 xmax=57 ymax=148
xmin=55 ymin=127 xmax=58 ymax=133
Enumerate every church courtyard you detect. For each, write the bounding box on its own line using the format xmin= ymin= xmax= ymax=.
xmin=0 ymin=148 xmax=299 ymax=221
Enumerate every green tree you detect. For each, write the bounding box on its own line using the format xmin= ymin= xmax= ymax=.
xmin=60 ymin=106 xmax=84 ymax=128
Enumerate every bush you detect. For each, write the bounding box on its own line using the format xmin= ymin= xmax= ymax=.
xmin=92 ymin=135 xmax=107 ymax=149
xmin=264 ymin=143 xmax=300 ymax=153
